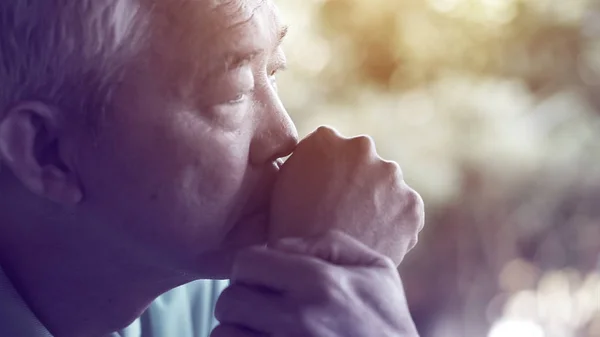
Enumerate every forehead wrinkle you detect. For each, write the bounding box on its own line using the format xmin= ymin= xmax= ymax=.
xmin=205 ymin=0 xmax=275 ymax=70
xmin=145 ymin=0 xmax=281 ymax=98
xmin=213 ymin=0 xmax=268 ymax=34
xmin=211 ymin=0 xmax=267 ymax=17
xmin=278 ymin=25 xmax=288 ymax=44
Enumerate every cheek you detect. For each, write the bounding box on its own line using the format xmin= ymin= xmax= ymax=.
xmin=80 ymin=105 xmax=255 ymax=255
xmin=178 ymin=140 xmax=249 ymax=210
xmin=163 ymin=116 xmax=252 ymax=225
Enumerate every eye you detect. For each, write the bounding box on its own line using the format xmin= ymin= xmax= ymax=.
xmin=268 ymin=65 xmax=286 ymax=89
xmin=228 ymin=93 xmax=247 ymax=104
xmin=269 ymin=65 xmax=285 ymax=78
xmin=269 ymin=71 xmax=277 ymax=84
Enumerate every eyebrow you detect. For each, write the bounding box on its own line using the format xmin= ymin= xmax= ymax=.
xmin=204 ymin=24 xmax=290 ymax=80
xmin=221 ymin=25 xmax=289 ymax=70
xmin=277 ymin=25 xmax=289 ymax=48
xmin=223 ymin=50 xmax=262 ymax=71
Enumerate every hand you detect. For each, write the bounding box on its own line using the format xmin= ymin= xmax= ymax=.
xmin=212 ymin=231 xmax=420 ymax=337
xmin=268 ymin=126 xmax=424 ymax=265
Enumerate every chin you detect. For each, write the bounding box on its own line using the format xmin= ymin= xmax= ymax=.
xmin=192 ymin=212 xmax=269 ymax=280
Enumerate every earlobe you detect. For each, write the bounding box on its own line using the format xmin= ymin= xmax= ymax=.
xmin=41 ymin=166 xmax=83 ymax=204
xmin=0 ymin=102 xmax=83 ymax=204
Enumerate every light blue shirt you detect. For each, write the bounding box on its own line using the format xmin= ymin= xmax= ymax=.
xmin=0 ymin=266 xmax=229 ymax=337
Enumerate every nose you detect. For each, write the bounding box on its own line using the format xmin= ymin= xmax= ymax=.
xmin=249 ymin=85 xmax=299 ymax=166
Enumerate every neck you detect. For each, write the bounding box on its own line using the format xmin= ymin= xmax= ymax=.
xmin=0 ymin=214 xmax=193 ymax=337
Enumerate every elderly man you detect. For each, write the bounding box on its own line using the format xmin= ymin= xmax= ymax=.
xmin=0 ymin=0 xmax=424 ymax=336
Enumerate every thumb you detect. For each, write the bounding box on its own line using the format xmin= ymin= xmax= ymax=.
xmin=269 ymin=230 xmax=390 ymax=267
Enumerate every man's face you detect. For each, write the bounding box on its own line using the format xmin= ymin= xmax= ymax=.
xmin=74 ymin=0 xmax=297 ymax=278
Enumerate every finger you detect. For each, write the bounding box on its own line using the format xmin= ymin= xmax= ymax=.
xmin=214 ymin=283 xmax=288 ymax=333
xmin=232 ymin=245 xmax=330 ymax=292
xmin=270 ymin=230 xmax=391 ymax=268
xmin=348 ymin=134 xmax=378 ymax=159
xmin=297 ymin=125 xmax=345 ymax=151
xmin=210 ymin=324 xmax=264 ymax=337
xmin=310 ymin=125 xmax=345 ymax=140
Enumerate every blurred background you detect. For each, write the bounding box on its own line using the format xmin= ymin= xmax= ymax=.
xmin=275 ymin=0 xmax=600 ymax=336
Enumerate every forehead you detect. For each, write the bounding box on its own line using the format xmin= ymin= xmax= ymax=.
xmin=151 ymin=0 xmax=280 ymax=34
xmin=148 ymin=0 xmax=282 ymax=71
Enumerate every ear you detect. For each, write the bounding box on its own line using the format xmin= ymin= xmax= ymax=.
xmin=0 ymin=102 xmax=83 ymax=204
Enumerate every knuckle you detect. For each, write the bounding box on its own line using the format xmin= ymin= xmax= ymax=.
xmin=403 ymin=187 xmax=425 ymax=229
xmin=408 ymin=235 xmax=419 ymax=251
xmin=297 ymin=126 xmax=341 ymax=151
xmin=314 ymin=125 xmax=340 ymax=140
xmin=378 ymin=255 xmax=398 ymax=271
xmin=348 ymin=135 xmax=376 ymax=155
xmin=403 ymin=188 xmax=419 ymax=212
xmin=381 ymin=160 xmax=404 ymax=179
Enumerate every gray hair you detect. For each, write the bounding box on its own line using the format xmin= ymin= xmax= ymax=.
xmin=0 ymin=0 xmax=148 ymax=128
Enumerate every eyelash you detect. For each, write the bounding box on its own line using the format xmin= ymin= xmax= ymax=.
xmin=271 ymin=63 xmax=288 ymax=76
xmin=228 ymin=94 xmax=247 ymax=104
xmin=227 ymin=67 xmax=285 ymax=105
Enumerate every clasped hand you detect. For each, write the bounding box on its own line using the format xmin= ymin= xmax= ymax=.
xmin=212 ymin=231 xmax=420 ymax=337
xmin=213 ymin=127 xmax=424 ymax=337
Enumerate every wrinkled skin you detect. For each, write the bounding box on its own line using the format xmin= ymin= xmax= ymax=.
xmin=74 ymin=0 xmax=299 ymax=278
xmin=214 ymin=231 xmax=421 ymax=337
xmin=269 ymin=126 xmax=425 ymax=265
xmin=0 ymin=0 xmax=296 ymax=335
xmin=0 ymin=0 xmax=424 ymax=336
